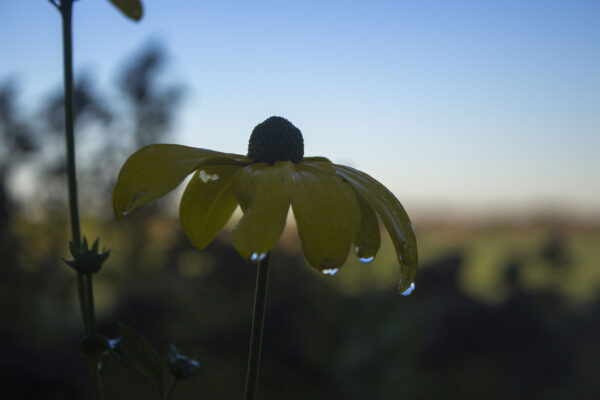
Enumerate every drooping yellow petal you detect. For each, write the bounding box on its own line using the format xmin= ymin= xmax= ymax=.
xmin=333 ymin=165 xmax=418 ymax=292
xmin=302 ymin=156 xmax=332 ymax=163
xmin=109 ymin=0 xmax=143 ymax=21
xmin=232 ymin=162 xmax=296 ymax=261
xmin=354 ymin=191 xmax=381 ymax=262
xmin=292 ymin=163 xmax=360 ymax=271
xmin=179 ymin=165 xmax=241 ymax=250
xmin=113 ymin=144 xmax=249 ymax=219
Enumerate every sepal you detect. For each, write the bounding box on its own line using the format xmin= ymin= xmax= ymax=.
xmin=64 ymin=236 xmax=110 ymax=274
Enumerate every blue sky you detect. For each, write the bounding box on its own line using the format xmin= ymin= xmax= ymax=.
xmin=1 ymin=0 xmax=599 ymax=215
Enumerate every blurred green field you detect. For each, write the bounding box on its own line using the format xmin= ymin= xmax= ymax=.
xmin=11 ymin=214 xmax=600 ymax=312
xmin=4 ymin=214 xmax=600 ymax=399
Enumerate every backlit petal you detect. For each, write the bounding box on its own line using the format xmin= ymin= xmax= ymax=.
xmin=179 ymin=165 xmax=240 ymax=250
xmin=302 ymin=156 xmax=332 ymax=163
xmin=354 ymin=191 xmax=381 ymax=261
xmin=113 ymin=144 xmax=249 ymax=219
xmin=333 ymin=165 xmax=418 ymax=292
xmin=232 ymin=162 xmax=296 ymax=261
xmin=292 ymin=163 xmax=360 ymax=271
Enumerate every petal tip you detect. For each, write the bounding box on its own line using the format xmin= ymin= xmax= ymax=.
xmin=398 ymin=282 xmax=415 ymax=296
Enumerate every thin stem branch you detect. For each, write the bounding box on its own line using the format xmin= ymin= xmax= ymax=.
xmin=83 ymin=273 xmax=97 ymax=334
xmin=61 ymin=2 xmax=80 ymax=246
xmin=163 ymin=377 xmax=178 ymax=400
xmin=243 ymin=254 xmax=271 ymax=400
xmin=48 ymin=0 xmax=60 ymax=11
xmin=59 ymin=0 xmax=102 ymax=398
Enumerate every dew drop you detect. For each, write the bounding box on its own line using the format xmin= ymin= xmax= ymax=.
xmin=355 ymin=247 xmax=374 ymax=263
xmin=249 ymin=252 xmax=267 ymax=262
xmin=198 ymin=170 xmax=219 ymax=183
xmin=108 ymin=338 xmax=120 ymax=350
xmin=321 ymin=268 xmax=339 ymax=276
xmin=400 ymin=282 xmax=415 ymax=296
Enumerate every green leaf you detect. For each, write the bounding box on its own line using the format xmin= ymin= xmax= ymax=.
xmin=113 ymin=144 xmax=249 ymax=220
xmin=109 ymin=0 xmax=144 ymax=21
xmin=232 ymin=162 xmax=296 ymax=261
xmin=333 ymin=164 xmax=418 ymax=292
xmin=167 ymin=344 xmax=202 ymax=380
xmin=292 ymin=163 xmax=359 ymax=271
xmin=118 ymin=323 xmax=163 ymax=390
xmin=179 ymin=165 xmax=240 ymax=249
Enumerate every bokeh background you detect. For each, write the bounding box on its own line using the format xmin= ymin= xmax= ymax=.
xmin=1 ymin=1 xmax=599 ymax=399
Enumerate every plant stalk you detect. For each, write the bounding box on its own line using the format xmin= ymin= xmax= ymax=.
xmin=59 ymin=1 xmax=102 ymax=398
xmin=243 ymin=254 xmax=271 ymax=400
xmin=163 ymin=377 xmax=178 ymax=400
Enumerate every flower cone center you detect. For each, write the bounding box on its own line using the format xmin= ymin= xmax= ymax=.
xmin=248 ymin=116 xmax=304 ymax=163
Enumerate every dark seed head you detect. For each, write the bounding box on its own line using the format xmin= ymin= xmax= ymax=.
xmin=248 ymin=116 xmax=304 ymax=163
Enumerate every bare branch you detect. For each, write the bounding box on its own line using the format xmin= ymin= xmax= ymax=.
xmin=47 ymin=0 xmax=61 ymax=11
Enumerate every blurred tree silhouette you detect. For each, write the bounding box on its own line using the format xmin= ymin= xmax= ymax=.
xmin=30 ymin=43 xmax=184 ymax=216
xmin=39 ymin=72 xmax=113 ymax=137
xmin=117 ymin=43 xmax=184 ymax=149
xmin=0 ymin=80 xmax=38 ymax=230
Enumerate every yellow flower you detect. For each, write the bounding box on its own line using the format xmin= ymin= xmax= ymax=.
xmin=113 ymin=116 xmax=418 ymax=293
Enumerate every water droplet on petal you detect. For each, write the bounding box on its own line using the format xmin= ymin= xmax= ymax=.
xmin=321 ymin=268 xmax=339 ymax=276
xmin=198 ymin=170 xmax=219 ymax=183
xmin=249 ymin=252 xmax=267 ymax=263
xmin=108 ymin=338 xmax=120 ymax=350
xmin=199 ymin=170 xmax=210 ymax=182
xmin=355 ymin=247 xmax=374 ymax=263
xmin=400 ymin=282 xmax=415 ymax=296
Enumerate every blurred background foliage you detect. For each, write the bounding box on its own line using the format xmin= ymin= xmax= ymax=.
xmin=1 ymin=43 xmax=600 ymax=400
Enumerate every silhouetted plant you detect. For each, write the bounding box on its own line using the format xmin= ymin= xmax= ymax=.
xmin=113 ymin=115 xmax=419 ymax=399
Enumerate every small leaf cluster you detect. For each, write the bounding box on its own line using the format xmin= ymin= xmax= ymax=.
xmin=64 ymin=236 xmax=110 ymax=274
xmin=79 ymin=323 xmax=202 ymax=398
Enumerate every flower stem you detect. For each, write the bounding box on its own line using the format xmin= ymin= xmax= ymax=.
xmin=59 ymin=0 xmax=102 ymax=398
xmin=163 ymin=377 xmax=178 ymax=400
xmin=243 ymin=254 xmax=271 ymax=400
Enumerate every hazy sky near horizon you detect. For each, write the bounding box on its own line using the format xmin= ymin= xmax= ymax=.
xmin=1 ymin=0 xmax=599 ymax=214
